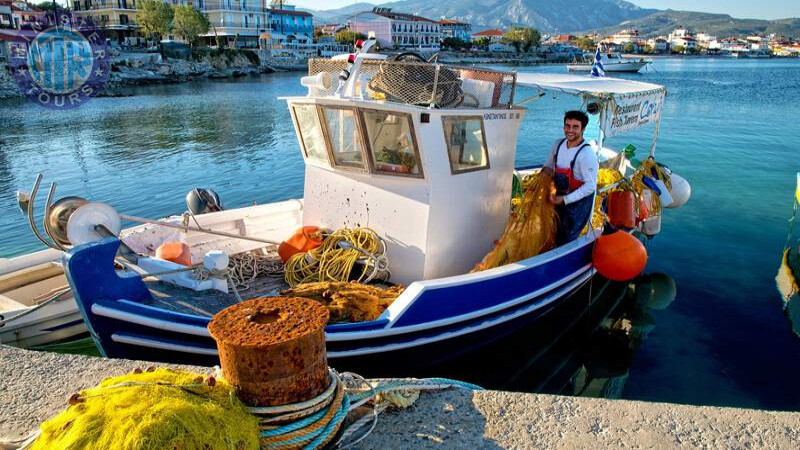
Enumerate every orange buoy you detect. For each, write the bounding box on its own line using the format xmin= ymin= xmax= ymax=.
xmin=278 ymin=226 xmax=324 ymax=263
xmin=155 ymin=241 xmax=192 ymax=266
xmin=607 ymin=191 xmax=637 ymax=230
xmin=592 ymin=231 xmax=647 ymax=281
xmin=636 ymin=197 xmax=649 ymax=224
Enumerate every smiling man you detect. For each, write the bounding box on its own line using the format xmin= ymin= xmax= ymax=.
xmin=544 ymin=110 xmax=599 ymax=245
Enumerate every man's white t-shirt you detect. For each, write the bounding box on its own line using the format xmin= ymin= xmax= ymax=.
xmin=544 ymin=139 xmax=599 ymax=205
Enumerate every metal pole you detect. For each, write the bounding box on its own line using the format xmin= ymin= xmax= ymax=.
xmin=119 ymin=214 xmax=281 ymax=245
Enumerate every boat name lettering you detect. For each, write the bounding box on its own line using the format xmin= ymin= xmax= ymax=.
xmin=483 ymin=113 xmax=521 ymax=121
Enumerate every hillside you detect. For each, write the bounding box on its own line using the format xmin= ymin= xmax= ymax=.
xmin=307 ymin=0 xmax=656 ymax=33
xmin=588 ymin=10 xmax=800 ymax=37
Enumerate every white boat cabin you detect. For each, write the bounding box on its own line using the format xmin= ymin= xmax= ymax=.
xmin=285 ymin=56 xmax=523 ymax=284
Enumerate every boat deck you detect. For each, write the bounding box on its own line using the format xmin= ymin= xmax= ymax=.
xmin=141 ymin=251 xmax=289 ymax=317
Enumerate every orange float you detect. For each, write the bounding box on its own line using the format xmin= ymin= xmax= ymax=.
xmin=636 ymin=198 xmax=649 ymax=224
xmin=278 ymin=226 xmax=324 ymax=263
xmin=592 ymin=231 xmax=647 ymax=281
xmin=155 ymin=241 xmax=192 ymax=266
xmin=607 ymin=191 xmax=636 ymax=230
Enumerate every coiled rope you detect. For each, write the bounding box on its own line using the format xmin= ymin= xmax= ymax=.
xmin=284 ymin=228 xmax=388 ymax=287
xmin=244 ymin=368 xmax=483 ymax=449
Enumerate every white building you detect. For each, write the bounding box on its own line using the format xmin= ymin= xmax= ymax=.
xmin=646 ymin=37 xmax=670 ymax=53
xmin=471 ymin=29 xmax=504 ymax=43
xmin=349 ymin=7 xmax=441 ymax=51
xmin=610 ymin=28 xmax=639 ymax=45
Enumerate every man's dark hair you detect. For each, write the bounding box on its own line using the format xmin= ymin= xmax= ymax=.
xmin=564 ymin=110 xmax=589 ymax=129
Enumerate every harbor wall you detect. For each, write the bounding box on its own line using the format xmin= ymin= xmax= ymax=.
xmin=2 ymin=345 xmax=799 ymax=448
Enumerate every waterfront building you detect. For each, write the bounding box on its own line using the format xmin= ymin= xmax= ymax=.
xmin=348 ymin=7 xmax=441 ymax=51
xmin=668 ymin=28 xmax=699 ymax=51
xmin=646 ymin=37 xmax=670 ymax=53
xmin=315 ymin=23 xmax=345 ymax=38
xmin=193 ymin=0 xmax=271 ymax=49
xmin=471 ymin=29 xmax=504 ymax=43
xmin=70 ymin=0 xmax=139 ymax=42
xmin=609 ymin=28 xmax=639 ymax=45
xmin=0 ymin=1 xmax=12 ymax=28
xmin=438 ymin=18 xmax=471 ymax=42
xmin=0 ymin=28 xmax=15 ymax=59
xmin=6 ymin=1 xmax=40 ymax=28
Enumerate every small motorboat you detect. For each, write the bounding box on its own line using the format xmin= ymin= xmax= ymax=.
xmin=9 ymin=42 xmax=687 ymax=372
xmin=568 ymin=52 xmax=651 ymax=73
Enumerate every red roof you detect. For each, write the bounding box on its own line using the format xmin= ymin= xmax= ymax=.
xmin=438 ymin=18 xmax=468 ymax=26
xmin=473 ymin=29 xmax=504 ymax=37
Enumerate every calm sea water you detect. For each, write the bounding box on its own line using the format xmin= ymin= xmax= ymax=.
xmin=1 ymin=58 xmax=799 ymax=410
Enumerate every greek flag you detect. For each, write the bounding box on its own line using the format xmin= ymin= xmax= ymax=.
xmin=591 ymin=46 xmax=605 ymax=77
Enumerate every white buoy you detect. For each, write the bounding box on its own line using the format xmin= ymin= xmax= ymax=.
xmin=641 ymin=214 xmax=661 ymax=237
xmin=652 ymin=179 xmax=674 ymax=207
xmin=667 ymin=173 xmax=691 ymax=209
xmin=203 ymin=250 xmax=230 ymax=272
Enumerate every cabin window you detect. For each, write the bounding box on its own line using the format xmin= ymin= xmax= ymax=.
xmin=361 ymin=109 xmax=423 ymax=177
xmin=321 ymin=107 xmax=367 ymax=170
xmin=291 ymin=104 xmax=328 ymax=163
xmin=442 ymin=116 xmax=489 ymax=173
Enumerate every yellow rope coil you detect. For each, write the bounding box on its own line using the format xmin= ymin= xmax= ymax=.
xmin=284 ymin=228 xmax=384 ymax=287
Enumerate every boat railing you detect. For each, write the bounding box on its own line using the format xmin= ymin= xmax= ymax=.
xmin=308 ymin=58 xmax=517 ymax=109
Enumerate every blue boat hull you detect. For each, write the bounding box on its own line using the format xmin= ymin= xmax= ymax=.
xmin=64 ymin=236 xmax=600 ymax=371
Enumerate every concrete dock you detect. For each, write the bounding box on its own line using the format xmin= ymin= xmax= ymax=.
xmin=2 ymin=345 xmax=799 ymax=449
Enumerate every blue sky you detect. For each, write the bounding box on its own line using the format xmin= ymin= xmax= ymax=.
xmin=292 ymin=0 xmax=799 ymax=20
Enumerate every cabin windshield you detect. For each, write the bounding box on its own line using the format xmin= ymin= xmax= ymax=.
xmin=361 ymin=109 xmax=422 ymax=177
xmin=321 ymin=107 xmax=366 ymax=170
xmin=292 ymin=104 xmax=328 ymax=162
xmin=442 ymin=116 xmax=489 ymax=173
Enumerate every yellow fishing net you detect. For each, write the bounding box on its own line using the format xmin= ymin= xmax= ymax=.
xmin=32 ymin=368 xmax=260 ymax=450
xmin=282 ymin=281 xmax=404 ymax=323
xmin=474 ymin=171 xmax=559 ymax=271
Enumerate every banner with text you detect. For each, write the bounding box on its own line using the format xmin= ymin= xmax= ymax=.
xmin=601 ymin=90 xmax=666 ymax=138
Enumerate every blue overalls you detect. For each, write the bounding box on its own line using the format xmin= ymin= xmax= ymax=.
xmin=553 ymin=138 xmax=595 ymax=245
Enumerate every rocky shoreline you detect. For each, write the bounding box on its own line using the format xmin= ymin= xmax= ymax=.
xmin=0 ymin=50 xmax=273 ymax=100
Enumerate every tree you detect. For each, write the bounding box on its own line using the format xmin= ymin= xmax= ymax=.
xmin=574 ymin=36 xmax=595 ymax=50
xmin=441 ymin=37 xmax=468 ymax=50
xmin=335 ymin=30 xmax=367 ymax=45
xmin=502 ymin=26 xmax=541 ymax=53
xmin=473 ymin=37 xmax=490 ymax=49
xmin=136 ymin=0 xmax=173 ymax=41
xmin=172 ymin=5 xmax=209 ymax=46
xmin=34 ymin=2 xmax=60 ymax=11
xmin=671 ymin=45 xmax=685 ymax=54
xmin=623 ymin=43 xmax=635 ymax=53
xmin=643 ymin=44 xmax=654 ymax=54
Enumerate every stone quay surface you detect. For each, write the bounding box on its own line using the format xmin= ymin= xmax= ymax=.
xmin=2 ymin=345 xmax=799 ymax=449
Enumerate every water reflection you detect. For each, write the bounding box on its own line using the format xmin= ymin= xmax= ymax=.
xmin=420 ymin=272 xmax=678 ymax=401
xmin=568 ymin=273 xmax=676 ymax=399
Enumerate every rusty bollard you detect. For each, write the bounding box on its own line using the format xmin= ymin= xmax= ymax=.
xmin=208 ymin=297 xmax=330 ymax=406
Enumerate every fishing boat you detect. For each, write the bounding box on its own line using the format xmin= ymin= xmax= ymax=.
xmin=8 ymin=41 xmax=686 ymax=370
xmin=568 ymin=52 xmax=651 ymax=73
xmin=776 ymin=173 xmax=800 ymax=338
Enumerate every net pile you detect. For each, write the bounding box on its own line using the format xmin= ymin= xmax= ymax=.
xmin=31 ymin=368 xmax=259 ymax=450
xmin=282 ymin=281 xmax=404 ymax=323
xmin=474 ymin=172 xmax=559 ymax=271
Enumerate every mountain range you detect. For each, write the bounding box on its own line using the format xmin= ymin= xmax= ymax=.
xmin=304 ymin=0 xmax=800 ymax=38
